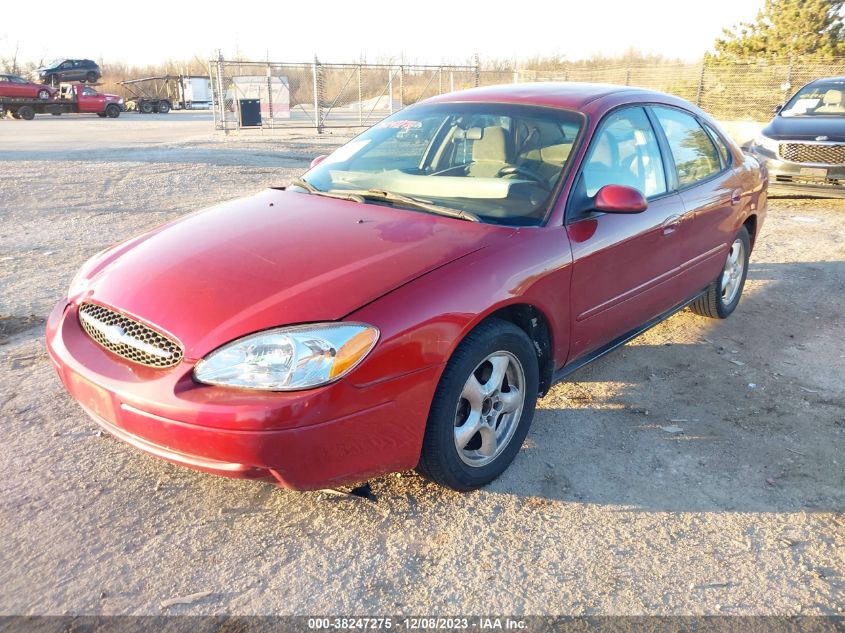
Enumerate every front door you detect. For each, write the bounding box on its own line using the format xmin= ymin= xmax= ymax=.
xmin=565 ymin=106 xmax=684 ymax=360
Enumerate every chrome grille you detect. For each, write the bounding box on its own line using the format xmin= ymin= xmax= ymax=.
xmin=779 ymin=142 xmax=845 ymax=165
xmin=77 ymin=303 xmax=183 ymax=368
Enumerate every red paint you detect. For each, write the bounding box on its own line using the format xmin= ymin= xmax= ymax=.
xmin=0 ymin=74 xmax=56 ymax=99
xmin=46 ymin=83 xmax=767 ymax=490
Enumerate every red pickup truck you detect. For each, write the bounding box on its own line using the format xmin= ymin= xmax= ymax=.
xmin=0 ymin=84 xmax=125 ymax=120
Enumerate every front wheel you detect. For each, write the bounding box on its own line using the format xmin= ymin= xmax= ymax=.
xmin=105 ymin=104 xmax=120 ymax=118
xmin=418 ymin=319 xmax=539 ymax=491
xmin=689 ymin=226 xmax=751 ymax=318
xmin=37 ymin=89 xmax=51 ymax=100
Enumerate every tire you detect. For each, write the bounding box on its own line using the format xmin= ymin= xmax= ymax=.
xmin=37 ymin=89 xmax=51 ymax=100
xmin=86 ymin=72 xmax=98 ymax=84
xmin=11 ymin=112 xmax=21 ymax=119
xmin=139 ymin=101 xmax=153 ymax=114
xmin=17 ymin=106 xmax=35 ymax=120
xmin=49 ymin=74 xmax=60 ymax=86
xmin=105 ymin=104 xmax=120 ymax=118
xmin=417 ymin=319 xmax=539 ymax=491
xmin=689 ymin=226 xmax=751 ymax=319
xmin=156 ymin=101 xmax=171 ymax=114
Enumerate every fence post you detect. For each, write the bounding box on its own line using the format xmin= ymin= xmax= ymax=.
xmin=312 ymin=56 xmax=322 ymax=134
xmin=266 ymin=62 xmax=273 ymax=131
xmin=215 ymin=53 xmax=227 ymax=134
xmin=439 ymin=66 xmax=443 ymax=94
xmin=695 ymin=61 xmax=705 ymax=107
xmin=474 ymin=54 xmax=481 ymax=87
xmin=399 ymin=64 xmax=404 ymax=108
xmin=358 ymin=64 xmax=363 ymax=126
xmin=388 ymin=68 xmax=394 ymax=114
xmin=625 ymin=68 xmax=631 ymax=86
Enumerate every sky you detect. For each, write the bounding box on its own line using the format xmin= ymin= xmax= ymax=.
xmin=1 ymin=0 xmax=765 ymax=67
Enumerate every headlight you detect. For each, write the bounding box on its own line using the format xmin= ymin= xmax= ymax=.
xmin=754 ymin=134 xmax=779 ymax=155
xmin=193 ymin=323 xmax=379 ymax=391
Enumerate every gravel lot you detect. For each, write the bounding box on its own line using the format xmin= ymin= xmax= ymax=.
xmin=0 ymin=114 xmax=843 ymax=617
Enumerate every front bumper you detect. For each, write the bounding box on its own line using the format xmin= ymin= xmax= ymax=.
xmin=748 ymin=146 xmax=845 ymax=195
xmin=46 ymin=300 xmax=438 ymax=489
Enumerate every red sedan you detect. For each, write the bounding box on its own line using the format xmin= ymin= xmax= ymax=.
xmin=0 ymin=74 xmax=56 ymax=100
xmin=46 ymin=83 xmax=767 ymax=491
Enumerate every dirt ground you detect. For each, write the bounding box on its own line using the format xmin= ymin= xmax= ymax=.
xmin=0 ymin=114 xmax=843 ymax=617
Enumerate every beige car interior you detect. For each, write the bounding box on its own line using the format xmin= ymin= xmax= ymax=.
xmin=815 ymin=89 xmax=845 ymax=114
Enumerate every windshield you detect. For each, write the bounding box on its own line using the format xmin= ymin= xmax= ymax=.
xmin=781 ymin=81 xmax=845 ymax=117
xmin=302 ymin=103 xmax=583 ymax=226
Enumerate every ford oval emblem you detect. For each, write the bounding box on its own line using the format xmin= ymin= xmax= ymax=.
xmin=816 ymin=135 xmax=829 ymax=141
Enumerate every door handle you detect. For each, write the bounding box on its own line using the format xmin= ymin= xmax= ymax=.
xmin=662 ymin=214 xmax=683 ymax=235
xmin=731 ymin=189 xmax=742 ymax=206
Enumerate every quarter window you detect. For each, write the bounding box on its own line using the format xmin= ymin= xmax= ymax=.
xmin=704 ymin=123 xmax=732 ymax=167
xmin=580 ymin=107 xmax=667 ymax=198
xmin=653 ymin=107 xmax=722 ymax=187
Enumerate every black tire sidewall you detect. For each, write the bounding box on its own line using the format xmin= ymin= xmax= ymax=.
xmin=106 ymin=105 xmax=120 ymax=118
xmin=423 ymin=321 xmax=539 ymax=490
xmin=715 ymin=227 xmax=751 ymax=318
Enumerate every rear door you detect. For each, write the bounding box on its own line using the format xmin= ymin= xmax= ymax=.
xmin=650 ymin=107 xmax=742 ymax=299
xmin=565 ymin=106 xmax=684 ymax=360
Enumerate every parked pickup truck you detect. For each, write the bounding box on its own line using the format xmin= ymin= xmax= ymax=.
xmin=0 ymin=84 xmax=124 ymax=120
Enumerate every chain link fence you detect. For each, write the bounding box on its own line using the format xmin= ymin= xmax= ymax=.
xmin=210 ymin=56 xmax=845 ymax=133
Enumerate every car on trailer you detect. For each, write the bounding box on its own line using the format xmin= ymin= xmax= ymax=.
xmin=35 ymin=59 xmax=102 ymax=85
xmin=1 ymin=84 xmax=123 ymax=120
xmin=0 ymin=74 xmax=56 ymax=100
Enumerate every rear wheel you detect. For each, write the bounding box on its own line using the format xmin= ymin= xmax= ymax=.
xmin=139 ymin=101 xmax=153 ymax=114
xmin=17 ymin=106 xmax=35 ymax=120
xmin=86 ymin=72 xmax=98 ymax=83
xmin=418 ymin=319 xmax=539 ymax=491
xmin=156 ymin=100 xmax=171 ymax=114
xmin=105 ymin=104 xmax=120 ymax=118
xmin=689 ymin=226 xmax=750 ymax=319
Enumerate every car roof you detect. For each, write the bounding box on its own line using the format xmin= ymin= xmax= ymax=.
xmin=807 ymin=76 xmax=845 ymax=84
xmin=424 ymin=81 xmax=693 ymax=112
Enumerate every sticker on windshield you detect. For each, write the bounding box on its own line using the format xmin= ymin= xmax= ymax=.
xmin=378 ymin=119 xmax=423 ymax=129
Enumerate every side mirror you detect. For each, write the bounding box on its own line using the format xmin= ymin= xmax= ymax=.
xmin=593 ymin=184 xmax=648 ymax=214
xmin=773 ymin=104 xmax=783 ymax=114
xmin=310 ymin=154 xmax=328 ymax=169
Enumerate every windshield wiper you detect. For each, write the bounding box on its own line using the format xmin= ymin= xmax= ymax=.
xmin=289 ymin=178 xmax=364 ymax=203
xmin=335 ymin=189 xmax=480 ymax=223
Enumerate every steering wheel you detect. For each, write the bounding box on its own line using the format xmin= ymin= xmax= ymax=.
xmin=498 ymin=165 xmax=550 ymax=189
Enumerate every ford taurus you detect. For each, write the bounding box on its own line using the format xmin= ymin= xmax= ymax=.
xmin=46 ymin=83 xmax=767 ymax=491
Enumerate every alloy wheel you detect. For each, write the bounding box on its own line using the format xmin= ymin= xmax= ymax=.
xmin=454 ymin=351 xmax=526 ymax=467
xmin=721 ymin=238 xmax=745 ymax=305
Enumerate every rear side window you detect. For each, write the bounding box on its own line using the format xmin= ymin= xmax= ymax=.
xmin=580 ymin=107 xmax=667 ymax=198
xmin=653 ymin=107 xmax=722 ymax=187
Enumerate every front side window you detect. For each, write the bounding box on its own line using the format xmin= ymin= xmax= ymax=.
xmin=304 ymin=103 xmax=583 ymax=226
xmin=580 ymin=107 xmax=667 ymax=198
xmin=782 ymin=81 xmax=845 ymax=116
xmin=653 ymin=107 xmax=722 ymax=188
xmin=9 ymin=76 xmax=27 ymax=84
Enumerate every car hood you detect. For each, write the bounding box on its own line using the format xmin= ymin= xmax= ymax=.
xmin=762 ymin=115 xmax=845 ymax=141
xmin=78 ymin=188 xmax=509 ymax=359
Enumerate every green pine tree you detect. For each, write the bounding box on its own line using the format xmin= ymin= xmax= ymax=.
xmin=711 ymin=0 xmax=845 ymax=60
